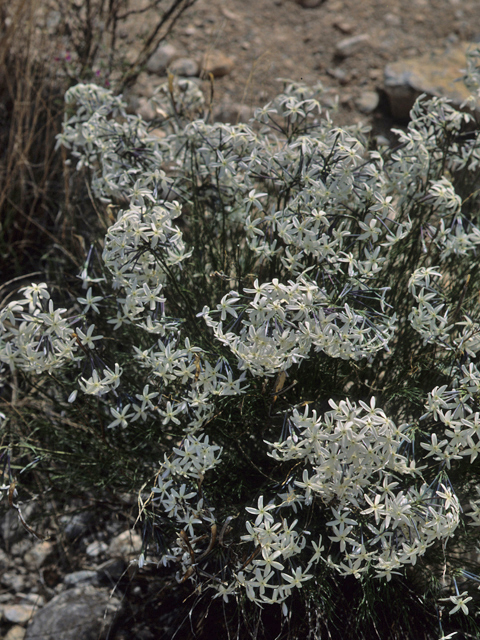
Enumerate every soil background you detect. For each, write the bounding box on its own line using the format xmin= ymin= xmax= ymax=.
xmin=128 ymin=0 xmax=480 ymax=134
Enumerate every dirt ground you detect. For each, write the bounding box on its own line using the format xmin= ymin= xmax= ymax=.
xmin=139 ymin=0 xmax=480 ymax=135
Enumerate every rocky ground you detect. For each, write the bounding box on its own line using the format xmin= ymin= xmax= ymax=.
xmin=2 ymin=0 xmax=480 ymax=638
xmin=125 ymin=0 xmax=480 ymax=136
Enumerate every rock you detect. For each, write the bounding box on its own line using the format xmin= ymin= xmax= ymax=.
xmin=327 ymin=67 xmax=349 ymax=84
xmin=356 ymin=90 xmax=380 ymax=113
xmin=168 ymin=57 xmax=199 ymax=77
xmin=294 ymin=0 xmax=324 ymax=7
xmin=3 ymin=603 xmax=40 ymax=625
xmin=214 ymin=102 xmax=253 ymax=124
xmin=97 ymin=558 xmax=127 ymax=583
xmin=64 ymin=570 xmax=100 ymax=587
xmin=4 ymin=626 xmax=26 ymax=640
xmin=221 ymin=6 xmax=241 ymax=20
xmin=1 ymin=504 xmax=36 ymax=548
xmin=136 ymin=97 xmax=157 ymax=121
xmin=17 ymin=593 xmax=46 ymax=607
xmin=24 ymin=541 xmax=54 ymax=570
xmin=384 ymin=42 xmax=478 ymax=119
xmin=61 ymin=512 xmax=93 ymax=541
xmin=108 ymin=530 xmax=142 ymax=559
xmin=24 ymin=586 xmax=121 ymax=640
xmin=10 ymin=540 xmax=33 ymax=557
xmin=146 ymin=43 xmax=177 ymax=75
xmin=335 ymin=34 xmax=371 ymax=58
xmin=131 ymin=72 xmax=158 ymax=99
xmin=1 ymin=572 xmax=27 ymax=592
xmin=86 ymin=540 xmax=108 ymax=558
xmin=333 ymin=20 xmax=355 ymax=34
xmin=384 ymin=12 xmax=402 ymax=27
xmin=46 ymin=10 xmax=61 ymax=31
xmin=200 ymin=50 xmax=235 ymax=78
xmin=0 ymin=547 xmax=13 ymax=568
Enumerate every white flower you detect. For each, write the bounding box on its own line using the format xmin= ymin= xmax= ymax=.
xmin=245 ymin=496 xmax=275 ymax=526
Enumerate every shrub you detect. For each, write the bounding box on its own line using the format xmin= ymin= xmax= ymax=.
xmin=2 ymin=51 xmax=480 ymax=638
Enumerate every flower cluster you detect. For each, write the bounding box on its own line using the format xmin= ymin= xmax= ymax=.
xmin=3 ymin=52 xmax=480 ymax=637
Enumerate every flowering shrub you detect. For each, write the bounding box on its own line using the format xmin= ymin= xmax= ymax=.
xmin=2 ymin=53 xmax=480 ymax=637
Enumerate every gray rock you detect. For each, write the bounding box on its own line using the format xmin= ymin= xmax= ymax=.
xmin=24 ymin=586 xmax=121 ymax=640
xmin=3 ymin=603 xmax=40 ymax=625
xmin=16 ymin=593 xmax=46 ymax=607
xmin=356 ymin=90 xmax=380 ymax=113
xmin=384 ymin=42 xmax=476 ymax=119
xmin=131 ymin=72 xmax=158 ymax=99
xmin=0 ymin=547 xmax=13 ymax=567
xmin=61 ymin=511 xmax=92 ymax=540
xmin=108 ymin=530 xmax=142 ymax=559
xmin=335 ymin=34 xmax=370 ymax=58
xmin=10 ymin=540 xmax=33 ymax=557
xmin=168 ymin=57 xmax=199 ymax=77
xmin=86 ymin=540 xmax=108 ymax=558
xmin=146 ymin=43 xmax=177 ymax=75
xmin=1 ymin=504 xmax=36 ymax=548
xmin=64 ymin=570 xmax=100 ymax=587
xmin=327 ymin=67 xmax=349 ymax=84
xmin=24 ymin=541 xmax=54 ymax=570
xmin=46 ymin=10 xmax=61 ymax=31
xmin=136 ymin=97 xmax=157 ymax=121
xmin=1 ymin=572 xmax=27 ymax=593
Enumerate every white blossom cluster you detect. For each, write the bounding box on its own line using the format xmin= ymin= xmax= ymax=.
xmin=268 ymin=398 xmax=460 ymax=582
xmin=201 ymin=277 xmax=395 ymax=377
xmin=2 ymin=51 xmax=480 ymax=633
xmin=0 ymin=283 xmax=81 ymax=375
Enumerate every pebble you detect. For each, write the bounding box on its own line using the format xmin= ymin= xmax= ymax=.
xmin=136 ymin=97 xmax=157 ymax=122
xmin=4 ymin=626 xmax=26 ymax=640
xmin=0 ymin=547 xmax=12 ymax=567
xmin=333 ymin=20 xmax=355 ymax=34
xmin=63 ymin=570 xmax=100 ymax=587
xmin=10 ymin=540 xmax=32 ymax=557
xmin=3 ymin=603 xmax=39 ymax=625
xmin=168 ymin=57 xmax=199 ymax=77
xmin=384 ymin=12 xmax=402 ymax=27
xmin=146 ymin=43 xmax=177 ymax=75
xmin=24 ymin=541 xmax=53 ymax=571
xmin=221 ymin=7 xmax=241 ymax=20
xmin=61 ymin=512 xmax=92 ymax=540
xmin=108 ymin=530 xmax=142 ymax=559
xmin=356 ymin=90 xmax=380 ymax=113
xmin=1 ymin=504 xmax=36 ymax=547
xmin=327 ymin=67 xmax=349 ymax=84
xmin=294 ymin=0 xmax=324 ymax=6
xmin=200 ymin=50 xmax=235 ymax=78
xmin=17 ymin=594 xmax=46 ymax=607
xmin=86 ymin=540 xmax=108 ymax=558
xmin=335 ymin=34 xmax=371 ymax=57
xmin=1 ymin=572 xmax=27 ymax=592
